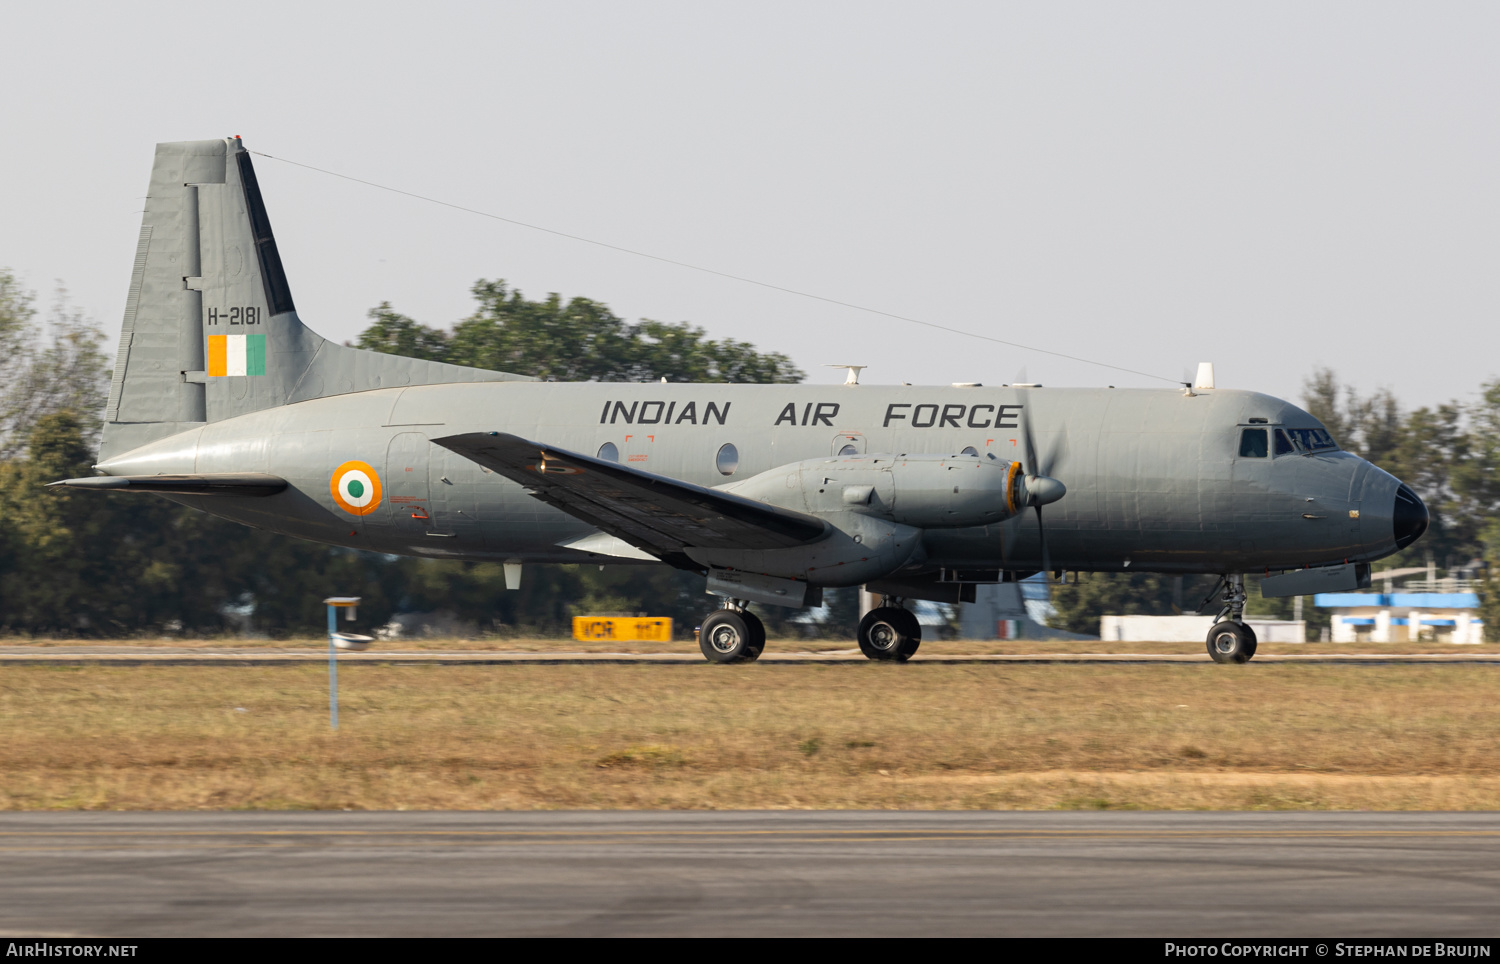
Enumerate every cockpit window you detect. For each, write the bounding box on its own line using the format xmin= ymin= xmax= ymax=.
xmin=1270 ymin=427 xmax=1339 ymax=456
xmin=1284 ymin=427 xmax=1339 ymax=453
xmin=1238 ymin=428 xmax=1268 ymax=458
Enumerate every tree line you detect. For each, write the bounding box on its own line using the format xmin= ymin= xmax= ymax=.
xmin=0 ymin=273 xmax=816 ymax=638
xmin=2 ymin=265 xmax=1494 ymax=638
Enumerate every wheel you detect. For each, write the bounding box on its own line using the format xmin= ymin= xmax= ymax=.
xmin=742 ymin=609 xmax=766 ymax=660
xmin=858 ymin=606 xmax=922 ymax=661
xmin=699 ymin=610 xmax=759 ymax=663
xmin=1206 ymin=620 xmax=1255 ymax=663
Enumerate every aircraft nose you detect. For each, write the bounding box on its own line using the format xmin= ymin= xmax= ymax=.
xmin=1392 ymin=483 xmax=1428 ymax=550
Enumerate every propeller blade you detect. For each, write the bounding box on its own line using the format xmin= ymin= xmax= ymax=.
xmin=1038 ymin=424 xmax=1068 ymax=480
xmin=1018 ymin=393 xmax=1040 ymax=478
xmin=1012 ymin=388 xmax=1064 ymax=578
xmin=1035 ymin=504 xmax=1051 ymax=578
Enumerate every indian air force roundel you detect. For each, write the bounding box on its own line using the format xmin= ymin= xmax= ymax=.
xmin=330 ymin=460 xmax=383 ymax=515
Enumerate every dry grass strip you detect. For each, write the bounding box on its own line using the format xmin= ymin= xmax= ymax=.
xmin=9 ymin=636 xmax=1500 ymax=657
xmin=3 ymin=663 xmax=1499 ymax=811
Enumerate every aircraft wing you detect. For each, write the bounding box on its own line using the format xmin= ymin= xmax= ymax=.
xmin=433 ymin=432 xmax=827 ymax=557
xmin=48 ymin=474 xmax=287 ymax=497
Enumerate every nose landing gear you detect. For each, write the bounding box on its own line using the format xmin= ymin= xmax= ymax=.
xmin=1206 ymin=573 xmax=1258 ymax=663
xmin=698 ymin=600 xmax=765 ymax=664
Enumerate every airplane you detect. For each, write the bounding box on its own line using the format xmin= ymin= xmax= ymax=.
xmin=52 ymin=137 xmax=1430 ymax=664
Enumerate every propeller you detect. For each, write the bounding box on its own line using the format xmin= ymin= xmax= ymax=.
xmin=1003 ymin=391 xmax=1067 ymax=577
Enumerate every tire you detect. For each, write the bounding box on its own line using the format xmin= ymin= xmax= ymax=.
xmin=1206 ymin=620 xmax=1255 ymax=663
xmin=699 ymin=610 xmax=758 ymax=663
xmin=742 ymin=610 xmax=766 ymax=660
xmin=859 ymin=606 xmax=922 ymax=662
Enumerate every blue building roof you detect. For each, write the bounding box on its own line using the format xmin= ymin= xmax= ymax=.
xmin=1314 ymin=593 xmax=1479 ymax=609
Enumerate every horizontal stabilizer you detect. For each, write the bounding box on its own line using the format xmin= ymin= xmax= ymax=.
xmin=433 ymin=432 xmax=827 ymax=557
xmin=49 ymin=474 xmax=288 ymax=497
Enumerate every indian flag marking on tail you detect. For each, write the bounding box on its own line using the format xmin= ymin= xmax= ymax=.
xmin=206 ymin=334 xmax=267 ymax=376
xmin=206 ymin=335 xmax=226 ymax=376
xmin=245 ymin=332 xmax=266 ymax=375
xmin=330 ymin=460 xmax=383 ymax=516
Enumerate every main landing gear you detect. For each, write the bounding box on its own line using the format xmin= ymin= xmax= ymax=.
xmin=696 ymin=594 xmax=924 ymax=664
xmin=858 ymin=597 xmax=921 ymax=662
xmin=1206 ymin=573 xmax=1258 ymax=664
xmin=698 ymin=601 xmax=765 ymax=663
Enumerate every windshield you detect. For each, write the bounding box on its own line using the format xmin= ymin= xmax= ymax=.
xmin=1281 ymin=427 xmax=1339 ymax=455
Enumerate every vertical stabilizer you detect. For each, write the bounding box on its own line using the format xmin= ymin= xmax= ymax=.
xmin=104 ymin=139 xmax=224 ymax=444
xmin=102 ymin=137 xmax=526 ymax=462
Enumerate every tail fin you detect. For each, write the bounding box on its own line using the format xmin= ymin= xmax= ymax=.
xmin=102 ymin=137 xmax=526 ymax=461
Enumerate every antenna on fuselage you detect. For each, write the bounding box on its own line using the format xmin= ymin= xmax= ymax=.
xmin=1182 ymin=361 xmax=1216 ymax=396
xmin=826 ymin=365 xmax=866 ymax=386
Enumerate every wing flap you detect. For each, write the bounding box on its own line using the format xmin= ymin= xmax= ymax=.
xmin=433 ymin=432 xmax=826 ymax=555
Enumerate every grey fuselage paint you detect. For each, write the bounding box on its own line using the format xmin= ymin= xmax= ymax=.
xmin=95 ymin=381 xmax=1409 ymax=578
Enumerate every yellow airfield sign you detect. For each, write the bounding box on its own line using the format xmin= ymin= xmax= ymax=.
xmin=572 ymin=616 xmax=673 ymax=642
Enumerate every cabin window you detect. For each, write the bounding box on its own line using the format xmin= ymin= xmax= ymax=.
xmin=716 ymin=443 xmax=739 ymax=476
xmin=597 ymin=442 xmax=619 ymax=462
xmin=838 ymin=444 xmax=859 ymax=456
xmin=1238 ymin=428 xmax=1268 ymax=458
xmin=1274 ymin=429 xmax=1295 ymax=457
xmin=960 ymin=446 xmax=979 ymax=457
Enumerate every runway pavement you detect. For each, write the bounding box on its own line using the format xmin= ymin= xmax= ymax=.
xmin=1 ymin=811 xmax=1498 ymax=936
xmin=3 ymin=646 xmax=1500 ymax=664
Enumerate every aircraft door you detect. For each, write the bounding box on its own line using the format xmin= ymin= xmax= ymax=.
xmin=427 ymin=447 xmax=479 ymax=541
xmin=833 ymin=432 xmax=865 ymax=456
xmin=385 ymin=432 xmax=433 ymax=532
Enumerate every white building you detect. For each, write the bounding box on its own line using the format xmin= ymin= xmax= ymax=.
xmin=1098 ymin=614 xmax=1306 ymax=643
xmin=1316 ymin=592 xmax=1484 ymax=643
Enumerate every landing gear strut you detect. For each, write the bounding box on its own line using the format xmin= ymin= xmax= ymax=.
xmin=1206 ymin=573 xmax=1257 ymax=664
xmin=698 ymin=599 xmax=765 ymax=664
xmin=859 ymin=596 xmax=921 ymax=662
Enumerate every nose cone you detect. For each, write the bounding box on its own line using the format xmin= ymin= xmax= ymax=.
xmin=1393 ymin=483 xmax=1428 ymax=550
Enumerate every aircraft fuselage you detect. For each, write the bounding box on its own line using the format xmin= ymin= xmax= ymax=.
xmin=98 ymin=381 xmax=1414 ymax=578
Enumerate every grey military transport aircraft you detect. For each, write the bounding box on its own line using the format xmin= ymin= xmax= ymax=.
xmin=53 ymin=137 xmax=1429 ymax=663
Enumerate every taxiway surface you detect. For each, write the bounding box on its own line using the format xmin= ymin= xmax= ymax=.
xmin=2 ymin=811 xmax=1497 ymax=936
xmin=2 ymin=646 xmax=1498 ymax=664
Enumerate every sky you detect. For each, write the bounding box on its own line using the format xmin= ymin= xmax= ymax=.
xmin=1 ymin=2 xmax=1496 ymax=409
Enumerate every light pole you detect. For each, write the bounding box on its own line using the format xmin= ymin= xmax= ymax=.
xmin=324 ymin=596 xmax=371 ymax=730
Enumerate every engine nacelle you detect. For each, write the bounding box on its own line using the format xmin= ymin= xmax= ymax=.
xmin=726 ymin=453 xmax=1029 ymax=529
